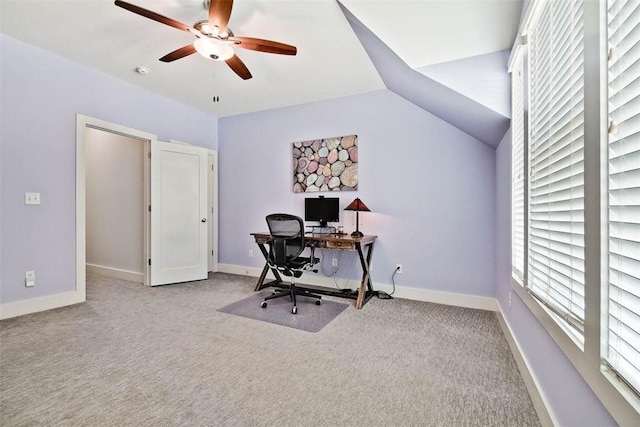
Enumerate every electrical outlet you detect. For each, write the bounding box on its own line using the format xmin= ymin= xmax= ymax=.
xmin=25 ymin=270 xmax=35 ymax=287
xmin=332 ymin=257 xmax=338 ymax=267
xmin=395 ymin=264 xmax=403 ymax=274
xmin=25 ymin=192 xmax=41 ymax=205
xmin=248 ymin=250 xmax=254 ymax=258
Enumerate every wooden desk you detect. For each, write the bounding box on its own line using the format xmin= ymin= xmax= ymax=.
xmin=250 ymin=232 xmax=377 ymax=309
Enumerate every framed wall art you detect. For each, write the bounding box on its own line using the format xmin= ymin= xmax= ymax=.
xmin=292 ymin=134 xmax=358 ymax=192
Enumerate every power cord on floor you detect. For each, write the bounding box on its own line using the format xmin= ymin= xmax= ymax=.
xmin=376 ymin=265 xmax=399 ymax=299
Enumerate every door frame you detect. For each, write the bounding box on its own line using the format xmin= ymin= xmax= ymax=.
xmin=76 ymin=114 xmax=155 ymax=296
xmin=208 ymin=150 xmax=219 ymax=273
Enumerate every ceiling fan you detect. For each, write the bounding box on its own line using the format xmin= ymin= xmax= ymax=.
xmin=114 ymin=0 xmax=297 ymax=80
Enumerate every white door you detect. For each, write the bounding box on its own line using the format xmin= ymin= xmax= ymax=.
xmin=150 ymin=141 xmax=208 ymax=286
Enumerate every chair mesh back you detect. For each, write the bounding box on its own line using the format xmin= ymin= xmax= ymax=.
xmin=266 ymin=214 xmax=305 ymax=261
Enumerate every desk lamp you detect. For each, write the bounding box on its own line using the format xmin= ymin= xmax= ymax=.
xmin=344 ymin=198 xmax=370 ymax=237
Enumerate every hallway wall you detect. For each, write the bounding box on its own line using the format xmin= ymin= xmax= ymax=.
xmin=86 ymin=128 xmax=145 ymax=281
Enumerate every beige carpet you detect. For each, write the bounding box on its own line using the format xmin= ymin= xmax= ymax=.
xmin=0 ymin=272 xmax=540 ymax=426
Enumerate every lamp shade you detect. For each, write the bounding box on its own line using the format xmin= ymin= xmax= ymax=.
xmin=344 ymin=198 xmax=370 ymax=237
xmin=194 ymin=37 xmax=234 ymax=61
xmin=344 ymin=198 xmax=370 ymax=212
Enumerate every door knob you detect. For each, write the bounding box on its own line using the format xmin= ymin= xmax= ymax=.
xmin=201 ymin=218 xmax=207 ymax=223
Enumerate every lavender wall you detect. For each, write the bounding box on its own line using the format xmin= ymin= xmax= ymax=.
xmin=0 ymin=34 xmax=217 ymax=304
xmin=219 ymin=90 xmax=497 ymax=297
xmin=417 ymin=49 xmax=512 ymax=119
xmin=495 ymin=131 xmax=615 ymax=425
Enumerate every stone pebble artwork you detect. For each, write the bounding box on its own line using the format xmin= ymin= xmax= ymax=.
xmin=292 ymin=134 xmax=358 ymax=192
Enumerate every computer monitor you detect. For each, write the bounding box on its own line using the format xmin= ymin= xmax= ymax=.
xmin=304 ymin=196 xmax=339 ymax=227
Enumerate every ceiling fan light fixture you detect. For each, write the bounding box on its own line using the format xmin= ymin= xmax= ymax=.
xmin=194 ymin=37 xmax=234 ymax=61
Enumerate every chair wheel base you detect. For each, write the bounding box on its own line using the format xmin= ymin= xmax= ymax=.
xmin=315 ymin=300 xmax=321 ymax=305
xmin=261 ymin=301 xmax=267 ymax=308
xmin=292 ymin=306 xmax=297 ymax=314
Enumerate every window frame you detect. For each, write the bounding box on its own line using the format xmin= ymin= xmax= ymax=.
xmin=508 ymin=0 xmax=640 ymax=423
xmin=603 ymin=0 xmax=640 ymax=400
xmin=511 ymin=45 xmax=526 ymax=284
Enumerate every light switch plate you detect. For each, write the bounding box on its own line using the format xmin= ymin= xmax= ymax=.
xmin=25 ymin=270 xmax=35 ymax=287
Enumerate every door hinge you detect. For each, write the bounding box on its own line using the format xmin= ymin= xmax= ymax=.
xmin=148 ymin=205 xmax=151 ymax=212
xmin=148 ymin=152 xmax=151 ymax=159
xmin=211 ymin=250 xmax=214 ymax=256
xmin=148 ymin=259 xmax=151 ymax=266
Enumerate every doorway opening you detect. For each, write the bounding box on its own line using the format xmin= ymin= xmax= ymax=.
xmin=76 ymin=115 xmax=218 ymax=296
xmin=76 ymin=115 xmax=154 ymax=296
xmin=85 ymin=127 xmax=148 ymax=284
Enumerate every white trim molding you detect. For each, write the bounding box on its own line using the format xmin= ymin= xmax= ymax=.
xmin=76 ymin=114 xmax=156 ymax=292
xmin=0 ymin=290 xmax=85 ymax=320
xmin=496 ymin=301 xmax=556 ymax=427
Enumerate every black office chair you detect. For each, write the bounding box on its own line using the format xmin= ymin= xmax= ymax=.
xmin=260 ymin=213 xmax=321 ymax=314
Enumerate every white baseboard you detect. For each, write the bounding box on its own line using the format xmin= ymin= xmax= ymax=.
xmin=218 ymin=264 xmax=271 ymax=278
xmin=0 ymin=290 xmax=85 ymax=320
xmin=375 ymin=282 xmax=498 ymax=311
xmin=496 ymin=301 xmax=556 ymax=427
xmin=218 ymin=263 xmax=497 ymax=311
xmin=86 ymin=264 xmax=144 ymax=283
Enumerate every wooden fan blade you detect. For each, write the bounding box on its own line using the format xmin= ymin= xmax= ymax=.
xmin=225 ymin=54 xmax=252 ymax=80
xmin=228 ymin=37 xmax=297 ymax=55
xmin=115 ymin=0 xmax=191 ymax=32
xmin=209 ymin=0 xmax=234 ymax=34
xmin=159 ymin=44 xmax=197 ymax=62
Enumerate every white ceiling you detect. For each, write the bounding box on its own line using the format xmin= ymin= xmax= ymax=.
xmin=0 ymin=0 xmax=522 ymax=118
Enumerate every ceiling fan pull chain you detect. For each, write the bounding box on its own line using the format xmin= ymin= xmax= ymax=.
xmin=212 ymin=74 xmax=220 ymax=103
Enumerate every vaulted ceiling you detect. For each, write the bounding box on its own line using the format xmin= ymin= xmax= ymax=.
xmin=1 ymin=0 xmax=523 ymax=146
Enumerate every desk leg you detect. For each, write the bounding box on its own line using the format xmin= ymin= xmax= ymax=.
xmin=254 ymin=242 xmax=283 ymax=291
xmin=255 ymin=263 xmax=271 ymax=291
xmin=355 ymin=242 xmax=375 ymax=309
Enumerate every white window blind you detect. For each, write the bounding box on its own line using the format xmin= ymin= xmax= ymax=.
xmin=527 ymin=0 xmax=585 ymax=333
xmin=606 ymin=0 xmax=640 ymax=396
xmin=512 ymin=51 xmax=525 ymax=281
